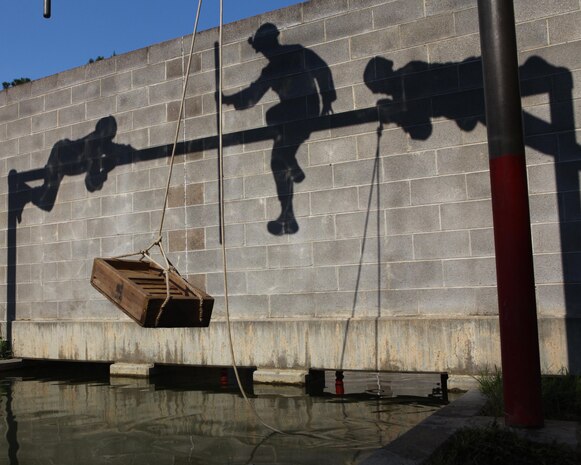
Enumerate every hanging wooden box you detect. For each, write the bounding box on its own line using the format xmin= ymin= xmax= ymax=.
xmin=91 ymin=258 xmax=213 ymax=328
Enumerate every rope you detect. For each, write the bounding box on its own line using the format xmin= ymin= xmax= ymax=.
xmin=216 ymin=0 xmax=283 ymax=436
xmin=112 ymin=0 xmax=204 ymax=324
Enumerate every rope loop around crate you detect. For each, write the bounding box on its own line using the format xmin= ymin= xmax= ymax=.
xmin=110 ymin=0 xmax=204 ymax=321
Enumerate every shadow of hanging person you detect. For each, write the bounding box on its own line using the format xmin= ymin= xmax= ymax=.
xmin=222 ymin=23 xmax=336 ymax=235
xmin=12 ymin=116 xmax=135 ymax=222
xmin=364 ymin=54 xmax=581 ymax=373
xmin=6 ymin=116 xmax=134 ymax=348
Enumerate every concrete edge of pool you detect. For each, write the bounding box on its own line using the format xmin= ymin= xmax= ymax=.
xmin=359 ymin=389 xmax=580 ymax=465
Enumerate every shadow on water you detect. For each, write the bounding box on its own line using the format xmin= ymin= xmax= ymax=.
xmin=5 ymin=22 xmax=581 ymax=373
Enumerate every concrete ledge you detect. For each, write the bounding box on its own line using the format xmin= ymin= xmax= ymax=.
xmin=0 ymin=358 xmax=25 ymax=372
xmin=361 ymin=389 xmax=580 ymax=464
xmin=110 ymin=362 xmax=156 ymax=378
xmin=9 ymin=317 xmax=577 ymax=374
xmin=253 ymin=368 xmax=308 ymax=385
xmin=360 ymin=390 xmax=488 ymax=465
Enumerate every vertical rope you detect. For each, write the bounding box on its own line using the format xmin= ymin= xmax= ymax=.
xmin=217 ymin=4 xmax=282 ymax=434
xmin=158 ymin=0 xmax=204 ymax=239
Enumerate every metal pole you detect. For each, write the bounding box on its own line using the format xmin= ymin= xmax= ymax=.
xmin=44 ymin=0 xmax=51 ymax=18
xmin=477 ymin=0 xmax=543 ymax=427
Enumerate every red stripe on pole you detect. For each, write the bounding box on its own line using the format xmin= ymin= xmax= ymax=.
xmin=489 ymin=153 xmax=543 ymax=427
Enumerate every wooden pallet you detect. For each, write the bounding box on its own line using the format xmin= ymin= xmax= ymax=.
xmin=91 ymin=258 xmax=213 ymax=327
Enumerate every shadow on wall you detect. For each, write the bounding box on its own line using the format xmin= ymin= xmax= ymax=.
xmin=362 ymin=54 xmax=581 ymax=373
xmin=12 ymin=116 xmax=135 ymax=222
xmin=222 ymin=23 xmax=337 ymax=235
xmin=4 ymin=22 xmax=581 ymax=372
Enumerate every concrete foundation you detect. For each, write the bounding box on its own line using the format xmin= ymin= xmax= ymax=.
xmin=11 ymin=317 xmax=577 ymax=375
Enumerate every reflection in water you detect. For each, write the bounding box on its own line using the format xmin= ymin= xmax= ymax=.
xmin=0 ymin=367 xmax=439 ymax=465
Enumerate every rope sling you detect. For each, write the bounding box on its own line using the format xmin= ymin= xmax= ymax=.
xmin=93 ymin=0 xmax=207 ymax=328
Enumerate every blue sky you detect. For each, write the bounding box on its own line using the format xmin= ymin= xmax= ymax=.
xmin=1 ymin=0 xmax=302 ymax=82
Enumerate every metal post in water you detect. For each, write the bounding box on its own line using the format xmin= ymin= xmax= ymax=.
xmin=477 ymin=0 xmax=543 ymax=427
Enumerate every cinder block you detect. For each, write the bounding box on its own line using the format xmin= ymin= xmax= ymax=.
xmin=428 ymin=34 xmax=481 ymax=64
xmin=303 ymin=0 xmax=348 ymax=22
xmin=382 ymin=151 xmax=437 ymax=182
xmin=116 ymin=48 xmax=149 ymax=72
xmin=548 ymin=11 xmax=581 ymax=45
xmin=43 ymin=242 xmax=72 ymax=262
xmin=437 ymin=144 xmax=489 ymax=175
xmin=411 ymin=174 xmax=467 ymax=205
xmin=338 ymin=263 xmax=389 ymax=291
xmin=443 ymin=257 xmax=497 ymax=287
xmin=417 ymin=288 xmax=476 ymax=315
xmin=528 ymin=163 xmax=557 ymax=194
xmin=454 ymin=7 xmax=478 ymax=36
xmin=71 ymin=197 xmax=101 ymax=219
xmin=311 ymin=187 xmax=359 ymax=214
xmin=149 ymin=37 xmax=184 ymax=64
xmin=309 ymin=137 xmax=357 ymax=166
xmin=18 ymin=133 xmax=44 ymax=154
xmin=225 ymin=245 xmax=267 ymax=270
xmin=281 ymin=22 xmax=326 ymax=48
xmin=132 ymin=62 xmax=166 ymax=88
xmin=86 ymin=96 xmax=116 ymax=119
xmin=72 ymin=81 xmax=101 ymax=103
xmin=7 ymin=118 xmax=31 ymax=139
xmin=58 ymin=104 xmax=86 ymax=127
xmin=386 ymin=205 xmax=441 ymax=234
xmin=387 ymin=260 xmax=444 ymax=289
xmin=425 ymin=0 xmax=476 ymax=16
xmin=313 ymin=238 xmax=361 ymax=266
xmin=224 ymin=198 xmax=266 ymax=223
xmin=18 ymin=96 xmax=44 ymax=118
xmin=268 ymin=243 xmax=313 ymax=269
xmin=401 ymin=14 xmax=455 ymax=48
xmin=246 ymin=267 xmax=337 ymax=294
xmin=470 ymin=228 xmax=495 ymax=257
xmin=514 ymin=0 xmax=578 ymax=23
xmin=206 ymin=271 xmax=247 ymax=295
xmin=86 ymin=57 xmax=116 ymax=80
xmin=414 ymin=231 xmax=470 ymax=259
xmin=516 ymin=19 xmax=548 ymax=50
xmin=350 ymin=27 xmax=400 ymax=60
xmin=309 ymin=39 xmax=351 ymax=67
xmin=358 ymin=180 xmax=411 ymax=208
xmin=326 ymin=9 xmax=373 ymax=41
xmin=373 ymin=0 xmax=424 ymax=28
xmin=45 ymin=89 xmax=72 ymax=112
xmin=57 ymin=67 xmax=86 ymax=88
xmin=117 ymin=88 xmax=148 ymax=112
xmin=101 ymin=72 xmax=132 ymax=97
xmin=466 ymin=171 xmax=491 ymax=199
xmin=260 ymin=2 xmax=303 ymax=30
xmin=533 ymin=253 xmax=564 ymax=284
xmin=133 ymin=104 xmax=167 ymax=129
xmin=441 ymin=200 xmax=492 ymax=230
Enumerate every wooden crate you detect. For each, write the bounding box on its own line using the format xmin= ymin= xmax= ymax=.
xmin=91 ymin=258 xmax=213 ymax=327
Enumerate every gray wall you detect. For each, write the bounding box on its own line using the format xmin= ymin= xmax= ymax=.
xmin=2 ymin=0 xmax=581 ymax=375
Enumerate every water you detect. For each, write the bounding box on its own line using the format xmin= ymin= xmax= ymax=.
xmin=0 ymin=363 xmax=443 ymax=465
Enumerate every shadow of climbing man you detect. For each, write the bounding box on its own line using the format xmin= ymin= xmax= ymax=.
xmin=363 ymin=56 xmax=488 ymax=141
xmin=15 ymin=116 xmax=134 ymax=222
xmin=222 ymin=23 xmax=337 ymax=235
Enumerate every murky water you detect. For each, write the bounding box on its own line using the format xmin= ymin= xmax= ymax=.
xmin=0 ymin=363 xmax=443 ymax=465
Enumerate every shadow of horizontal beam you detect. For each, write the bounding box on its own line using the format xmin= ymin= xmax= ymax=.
xmin=12 ymin=102 xmax=569 ymax=186
xmin=12 ymin=106 xmax=380 ymax=184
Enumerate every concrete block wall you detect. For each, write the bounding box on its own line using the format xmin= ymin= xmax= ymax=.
xmin=2 ymin=0 xmax=581 ymax=374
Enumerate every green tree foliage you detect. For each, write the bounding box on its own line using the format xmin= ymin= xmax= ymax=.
xmin=2 ymin=78 xmax=32 ymax=89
